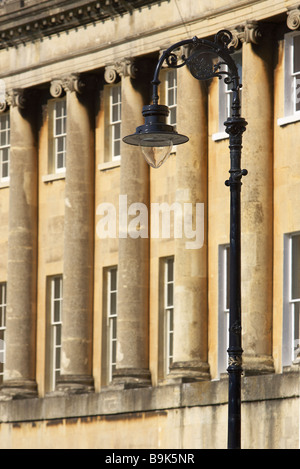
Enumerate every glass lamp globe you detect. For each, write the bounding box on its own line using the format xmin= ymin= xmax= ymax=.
xmin=140 ymin=136 xmax=173 ymax=168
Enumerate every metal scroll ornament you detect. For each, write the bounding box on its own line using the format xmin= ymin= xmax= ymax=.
xmin=186 ymin=30 xmax=236 ymax=84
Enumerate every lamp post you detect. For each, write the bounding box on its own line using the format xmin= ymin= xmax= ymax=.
xmin=123 ymin=30 xmax=247 ymax=449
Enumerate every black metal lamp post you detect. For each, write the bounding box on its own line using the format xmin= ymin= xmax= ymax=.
xmin=123 ymin=30 xmax=247 ymax=450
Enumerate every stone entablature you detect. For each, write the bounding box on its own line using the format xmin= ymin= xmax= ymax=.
xmin=0 ymin=0 xmax=164 ymax=48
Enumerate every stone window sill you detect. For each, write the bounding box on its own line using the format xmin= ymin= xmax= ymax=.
xmin=277 ymin=114 xmax=300 ymax=126
xmin=212 ymin=131 xmax=228 ymax=141
xmin=98 ymin=160 xmax=121 ymax=171
xmin=42 ymin=172 xmax=66 ymax=183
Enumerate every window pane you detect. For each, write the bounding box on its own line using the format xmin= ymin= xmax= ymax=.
xmin=56 ymin=324 xmax=61 ymax=346
xmin=57 ymin=153 xmax=65 ymax=170
xmin=293 ymin=302 xmax=300 ymax=359
xmin=293 ymin=35 xmax=300 ymax=73
xmin=57 ymin=136 xmax=65 ymax=153
xmin=113 ymin=123 xmax=120 ymax=140
xmin=292 ymin=235 xmax=300 ymax=299
xmin=56 ymin=118 xmax=62 ymax=136
xmin=110 ymin=269 xmax=117 ymax=291
xmin=167 ymin=259 xmax=173 ymax=282
xmin=110 ymin=292 xmax=117 ymax=315
xmin=169 ymin=108 xmax=176 ymax=126
xmin=169 ymin=309 xmax=173 ymax=332
xmin=53 ymin=301 xmax=61 ymax=323
xmin=168 ymin=88 xmax=174 ymax=106
xmin=112 ymin=104 xmax=120 ymax=123
xmin=113 ymin=140 xmax=120 ymax=158
xmin=112 ymin=86 xmax=121 ymax=104
xmin=295 ymin=75 xmax=300 ymax=112
xmin=0 ymin=131 xmax=6 ymax=146
xmin=2 ymin=148 xmax=8 ymax=163
xmin=55 ymin=101 xmax=63 ymax=117
xmin=54 ymin=277 xmax=61 ymax=299
xmin=167 ymin=283 xmax=173 ymax=307
xmin=2 ymin=161 xmax=8 ymax=179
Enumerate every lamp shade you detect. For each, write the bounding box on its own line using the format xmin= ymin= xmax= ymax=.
xmin=123 ymin=104 xmax=189 ymax=168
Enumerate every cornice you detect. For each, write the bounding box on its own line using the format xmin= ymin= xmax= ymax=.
xmin=0 ymin=0 xmax=164 ymax=49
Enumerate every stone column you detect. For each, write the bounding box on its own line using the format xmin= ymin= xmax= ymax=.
xmin=54 ymin=74 xmax=95 ymax=393
xmin=0 ymin=89 xmax=38 ymax=399
xmin=169 ymin=59 xmax=210 ymax=382
xmin=107 ymin=59 xmax=151 ymax=388
xmin=240 ymin=24 xmax=274 ymax=375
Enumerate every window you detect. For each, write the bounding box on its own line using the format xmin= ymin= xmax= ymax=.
xmin=105 ymin=267 xmax=118 ymax=383
xmin=166 ymin=69 xmax=177 ymax=129
xmin=283 ymin=233 xmax=300 ymax=366
xmin=53 ymin=100 xmax=67 ymax=173
xmin=218 ymin=245 xmax=230 ymax=376
xmin=110 ymin=85 xmax=122 ymax=161
xmin=0 ymin=113 xmax=10 ymax=182
xmin=0 ymin=282 xmax=6 ymax=383
xmin=46 ymin=275 xmax=63 ymax=392
xmin=164 ymin=257 xmax=174 ymax=374
xmin=158 ymin=257 xmax=174 ymax=378
xmin=212 ymin=50 xmax=242 ymax=140
xmin=278 ymin=32 xmax=300 ymax=126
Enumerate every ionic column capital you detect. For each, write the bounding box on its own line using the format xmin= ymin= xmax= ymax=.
xmin=104 ymin=58 xmax=136 ymax=83
xmin=230 ymin=21 xmax=263 ymax=48
xmin=2 ymin=88 xmax=38 ymax=113
xmin=5 ymin=88 xmax=27 ymax=110
xmin=50 ymin=73 xmax=85 ymax=97
xmin=287 ymin=6 xmax=300 ymax=30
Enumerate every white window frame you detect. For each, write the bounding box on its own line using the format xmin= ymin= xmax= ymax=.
xmin=107 ymin=267 xmax=118 ymax=383
xmin=218 ymin=244 xmax=230 ymax=376
xmin=212 ymin=50 xmax=242 ymax=141
xmin=50 ymin=275 xmax=63 ymax=391
xmin=110 ymin=85 xmax=122 ymax=161
xmin=0 ymin=282 xmax=6 ymax=382
xmin=283 ymin=233 xmax=300 ymax=366
xmin=53 ymin=100 xmax=67 ymax=173
xmin=164 ymin=257 xmax=174 ymax=375
xmin=0 ymin=113 xmax=10 ymax=183
xmin=278 ymin=31 xmax=300 ymax=126
xmin=166 ymin=69 xmax=177 ymax=128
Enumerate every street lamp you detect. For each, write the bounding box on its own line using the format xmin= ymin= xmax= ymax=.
xmin=123 ymin=30 xmax=247 ymax=449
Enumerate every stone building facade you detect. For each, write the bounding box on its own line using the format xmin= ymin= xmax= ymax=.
xmin=0 ymin=0 xmax=298 ymax=449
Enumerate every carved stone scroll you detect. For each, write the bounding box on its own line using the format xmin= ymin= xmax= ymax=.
xmin=104 ymin=58 xmax=136 ymax=83
xmin=287 ymin=7 xmax=300 ymax=30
